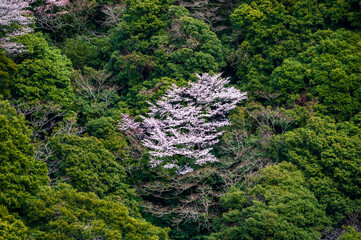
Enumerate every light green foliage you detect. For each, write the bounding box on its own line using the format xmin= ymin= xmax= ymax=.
xmin=0 ymin=205 xmax=28 ymax=240
xmin=0 ymin=100 xmax=49 ymax=211
xmin=271 ymin=29 xmax=361 ymax=120
xmin=209 ymin=162 xmax=329 ymax=240
xmin=274 ymin=116 xmax=361 ymax=221
xmin=13 ymin=33 xmax=73 ymax=106
xmin=26 ymin=184 xmax=169 ymax=240
xmin=0 ymin=52 xmax=16 ymax=98
xmin=48 ymin=135 xmax=129 ymax=198
xmin=340 ymin=226 xmax=361 ymax=240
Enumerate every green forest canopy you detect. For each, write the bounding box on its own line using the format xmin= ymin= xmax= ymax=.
xmin=0 ymin=0 xmax=361 ymax=239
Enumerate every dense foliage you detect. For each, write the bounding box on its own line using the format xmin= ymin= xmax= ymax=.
xmin=209 ymin=162 xmax=330 ymax=240
xmin=13 ymin=33 xmax=74 ymax=106
xmin=1 ymin=0 xmax=361 ymax=239
xmin=26 ymin=184 xmax=169 ymax=239
xmin=0 ymin=100 xmax=49 ymax=212
xmin=47 ymin=135 xmax=130 ymax=198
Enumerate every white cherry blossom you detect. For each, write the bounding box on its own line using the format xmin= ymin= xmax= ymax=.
xmin=119 ymin=73 xmax=247 ymax=174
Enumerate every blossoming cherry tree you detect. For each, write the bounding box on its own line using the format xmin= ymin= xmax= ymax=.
xmin=119 ymin=73 xmax=247 ymax=174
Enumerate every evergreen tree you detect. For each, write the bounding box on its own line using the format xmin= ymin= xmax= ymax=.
xmin=273 ymin=116 xmax=361 ymax=222
xmin=25 ymin=184 xmax=170 ymax=239
xmin=47 ymin=134 xmax=130 ymax=199
xmin=0 ymin=51 xmax=16 ymax=98
xmin=209 ymin=162 xmax=330 ymax=240
xmin=0 ymin=100 xmax=49 ymax=212
xmin=13 ymin=33 xmax=73 ymax=106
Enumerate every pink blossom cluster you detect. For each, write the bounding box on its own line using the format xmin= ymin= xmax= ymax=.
xmin=118 ymin=113 xmax=145 ymax=140
xmin=0 ymin=0 xmax=33 ymax=26
xmin=119 ymin=73 xmax=247 ymax=175
xmin=46 ymin=0 xmax=69 ymax=7
xmin=0 ymin=0 xmax=34 ymax=54
xmin=34 ymin=0 xmax=70 ymax=16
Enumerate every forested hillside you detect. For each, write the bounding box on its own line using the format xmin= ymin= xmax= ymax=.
xmin=1 ymin=0 xmax=361 ymax=239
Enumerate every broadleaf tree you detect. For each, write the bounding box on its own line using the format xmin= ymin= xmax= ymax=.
xmin=119 ymin=73 xmax=247 ymax=174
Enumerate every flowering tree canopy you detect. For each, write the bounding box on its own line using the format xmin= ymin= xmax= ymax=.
xmin=0 ymin=0 xmax=34 ymax=54
xmin=119 ymin=73 xmax=247 ymax=174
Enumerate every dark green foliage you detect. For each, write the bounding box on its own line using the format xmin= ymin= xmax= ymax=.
xmin=108 ymin=3 xmax=225 ymax=92
xmin=86 ymin=116 xmax=118 ymax=139
xmin=0 ymin=52 xmax=16 ymax=98
xmin=0 ymin=100 xmax=49 ymax=211
xmin=139 ymin=167 xmax=225 ymax=239
xmin=215 ymin=103 xmax=281 ymax=185
xmin=230 ymin=0 xmax=326 ymax=90
xmin=0 ymin=205 xmax=28 ymax=240
xmin=122 ymin=0 xmax=173 ymax=44
xmin=108 ymin=0 xmax=173 ymax=86
xmin=209 ymin=162 xmax=330 ymax=240
xmin=86 ymin=115 xmax=130 ymax=162
xmin=25 ymin=183 xmax=169 ymax=239
xmin=354 ymin=112 xmax=361 ymax=128
xmin=71 ymin=68 xmax=120 ymax=126
xmin=229 ymin=0 xmax=361 ymax=99
xmin=32 ymin=0 xmax=104 ymax=42
xmin=177 ymin=0 xmax=238 ymax=34
xmin=138 ymin=104 xmax=289 ymax=239
xmin=12 ymin=33 xmax=73 ymax=106
xmin=62 ymin=36 xmax=101 ymax=70
xmin=270 ymin=29 xmax=361 ymax=120
xmin=165 ymin=15 xmax=226 ymax=79
xmin=108 ymin=4 xmax=225 ymax=117
xmin=119 ymin=76 xmax=182 ymax=115
xmin=273 ymin=116 xmax=361 ymax=221
xmin=48 ymin=135 xmax=129 ymax=198
xmin=349 ymin=0 xmax=361 ymax=26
